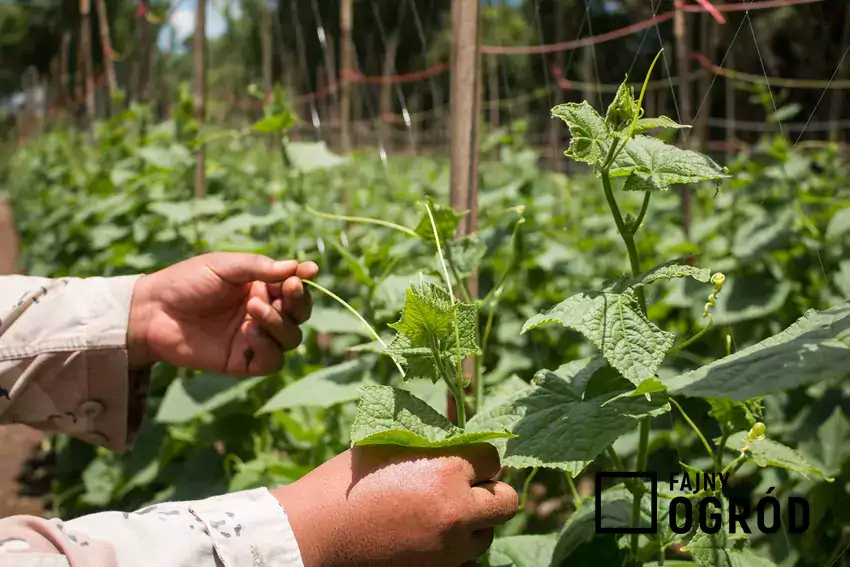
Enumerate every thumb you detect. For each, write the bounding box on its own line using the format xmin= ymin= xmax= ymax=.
xmin=206 ymin=253 xmax=299 ymax=284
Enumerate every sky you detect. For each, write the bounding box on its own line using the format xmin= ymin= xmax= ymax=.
xmin=158 ymin=0 xmax=239 ymax=50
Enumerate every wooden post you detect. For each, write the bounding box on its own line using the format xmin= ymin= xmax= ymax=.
xmin=136 ymin=0 xmax=151 ymax=103
xmin=674 ymin=2 xmax=693 ymax=236
xmin=449 ymin=0 xmax=480 ymax=422
xmin=60 ymin=31 xmax=71 ymax=110
xmin=340 ymin=0 xmax=353 ymax=153
xmin=549 ymin=0 xmax=566 ymax=172
xmin=80 ymin=0 xmax=96 ymax=129
xmin=450 ymin=0 xmax=480 ymax=238
xmin=94 ymin=0 xmax=119 ymax=106
xmin=696 ymin=12 xmax=712 ymax=151
xmin=262 ymin=0 xmax=274 ymax=99
xmin=725 ymin=48 xmax=736 ymax=160
xmin=261 ymin=0 xmax=274 ymax=149
xmin=488 ymin=54 xmax=499 ymax=131
xmin=829 ymin=5 xmax=850 ymax=143
xmin=146 ymin=25 xmax=157 ymax=110
xmin=408 ymin=92 xmax=420 ymax=155
xmin=380 ymin=33 xmax=399 ymax=152
xmin=194 ymin=0 xmax=207 ymax=198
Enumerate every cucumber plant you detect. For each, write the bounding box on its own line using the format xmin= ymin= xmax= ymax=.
xmin=303 ymin=52 xmax=849 ymax=566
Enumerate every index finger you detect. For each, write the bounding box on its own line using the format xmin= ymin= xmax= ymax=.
xmin=451 ymin=443 xmax=502 ymax=485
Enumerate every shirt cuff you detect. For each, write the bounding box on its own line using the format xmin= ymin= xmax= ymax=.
xmin=189 ymin=488 xmax=305 ymax=567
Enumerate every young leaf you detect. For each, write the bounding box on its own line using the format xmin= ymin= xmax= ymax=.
xmin=617 ymin=261 xmax=712 ymax=291
xmin=488 ymin=534 xmax=558 ymax=567
xmin=615 ymin=116 xmax=689 ymax=138
xmin=385 ymin=280 xmax=479 ymax=382
xmin=666 ymin=303 xmax=850 ymax=400
xmin=251 ymin=112 xmax=295 ymax=133
xmin=414 ymin=199 xmax=467 ymax=243
xmin=706 ymin=398 xmax=759 ymax=435
xmin=601 ymin=377 xmax=667 ymax=406
xmin=389 ymin=280 xmax=456 ymax=345
xmin=605 ymin=79 xmax=639 ymax=131
xmin=349 ymin=386 xmax=514 ymax=447
xmin=522 ymin=291 xmax=675 ymax=386
xmin=498 ymin=365 xmax=669 ymax=473
xmin=726 ymin=431 xmax=832 ymax=481
xmin=609 ymin=136 xmax=729 ymax=191
xmin=551 ymin=101 xmax=611 ymax=169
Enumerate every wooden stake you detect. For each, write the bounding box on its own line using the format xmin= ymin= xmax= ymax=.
xmin=829 ymin=5 xmax=850 ymax=143
xmin=80 ymin=0 xmax=96 ymax=129
xmin=60 ymin=30 xmax=71 ymax=110
xmin=549 ymin=0 xmax=566 ymax=172
xmin=725 ymin=48 xmax=736 ymax=160
xmin=194 ymin=0 xmax=207 ymax=198
xmin=380 ymin=33 xmax=399 ymax=152
xmin=674 ymin=2 xmax=693 ymax=236
xmin=449 ymin=0 xmax=480 ymax=423
xmin=262 ymin=0 xmax=274 ymax=99
xmin=696 ymin=12 xmax=712 ymax=151
xmin=94 ymin=0 xmax=119 ymax=106
xmin=340 ymin=0 xmax=353 ymax=153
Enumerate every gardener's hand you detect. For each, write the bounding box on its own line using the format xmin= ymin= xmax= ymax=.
xmin=128 ymin=252 xmax=318 ymax=375
xmin=274 ymin=444 xmax=518 ymax=567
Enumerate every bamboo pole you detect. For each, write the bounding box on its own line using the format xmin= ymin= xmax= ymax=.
xmin=194 ymin=0 xmax=207 ymax=198
xmin=94 ymin=0 xmax=119 ymax=107
xmin=674 ymin=2 xmax=693 ymax=236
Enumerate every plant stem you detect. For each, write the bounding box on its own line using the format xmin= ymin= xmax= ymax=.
xmin=716 ymin=432 xmax=730 ymax=473
xmin=519 ymin=467 xmax=539 ymax=510
xmin=425 ymin=201 xmax=466 ymax=427
xmin=630 ymin=418 xmax=651 ymax=555
xmin=634 ymin=191 xmax=652 ymax=233
xmin=565 ymin=473 xmax=583 ymax=509
xmin=304 ymin=205 xmax=419 ymax=238
xmin=302 ymin=279 xmax=405 ymax=378
xmin=721 ymin=453 xmax=746 ymax=477
xmin=668 ymin=320 xmax=713 ymax=354
xmin=606 ymin=446 xmax=625 ymax=471
xmin=670 ymin=397 xmax=718 ymax=468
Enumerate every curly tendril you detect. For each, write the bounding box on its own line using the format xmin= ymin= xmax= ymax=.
xmin=702 ymin=272 xmax=726 ymax=321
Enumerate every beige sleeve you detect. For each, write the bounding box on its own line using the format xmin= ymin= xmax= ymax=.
xmin=0 ymin=275 xmax=149 ymax=452
xmin=0 ymin=276 xmax=307 ymax=566
xmin=0 ymin=488 xmax=306 ymax=567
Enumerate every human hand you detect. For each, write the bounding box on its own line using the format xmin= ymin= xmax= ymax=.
xmin=273 ymin=444 xmax=517 ymax=567
xmin=128 ymin=252 xmax=318 ymax=375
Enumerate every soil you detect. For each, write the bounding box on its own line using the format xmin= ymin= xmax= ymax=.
xmin=0 ymin=198 xmax=49 ymax=518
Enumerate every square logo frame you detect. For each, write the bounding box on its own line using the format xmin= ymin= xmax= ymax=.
xmin=595 ymin=471 xmax=658 ymax=535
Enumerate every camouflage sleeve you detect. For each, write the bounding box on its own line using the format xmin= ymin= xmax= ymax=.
xmin=0 ymin=487 xmax=306 ymax=567
xmin=0 ymin=275 xmax=150 ymax=452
